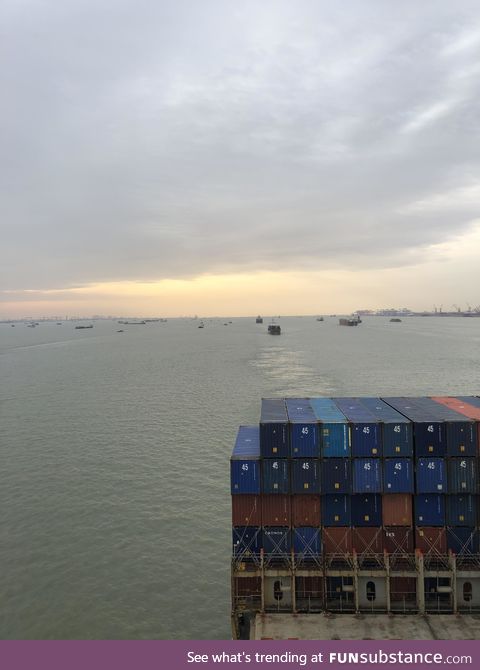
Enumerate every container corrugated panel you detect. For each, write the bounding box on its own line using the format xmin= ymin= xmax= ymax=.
xmin=291 ymin=495 xmax=321 ymax=526
xmin=416 ymin=458 xmax=447 ymax=493
xmin=310 ymin=397 xmax=350 ymax=457
xmin=413 ymin=397 xmax=477 ymax=456
xmin=323 ymin=494 xmax=351 ymax=526
xmin=322 ymin=527 xmax=353 ymax=554
xmin=232 ymin=495 xmax=262 ymax=526
xmin=390 ymin=577 xmax=416 ymax=602
xmin=321 ymin=458 xmax=351 ymax=494
xmin=353 ymin=458 xmax=382 ymax=493
xmin=383 ymin=459 xmax=414 ymax=493
xmin=260 ymin=398 xmax=289 ymax=458
xmin=230 ymin=426 xmax=261 ymax=494
xmin=352 ymin=527 xmax=384 ymax=554
xmin=290 ymin=458 xmax=321 ymax=494
xmin=232 ymin=526 xmax=261 ymax=558
xmin=381 ymin=397 xmax=446 ymax=456
xmin=333 ymin=397 xmax=382 ymax=456
xmin=382 ymin=494 xmax=413 ymax=526
xmin=446 ymin=494 xmax=477 ymax=526
xmin=414 ymin=494 xmax=445 ymax=526
xmin=384 ymin=527 xmax=414 ymax=554
xmin=261 ymin=495 xmax=291 ymax=526
xmin=262 ymin=527 xmax=291 ymax=555
xmin=285 ymin=398 xmax=319 ymax=457
xmin=447 ymin=458 xmax=477 ymax=493
xmin=262 ymin=459 xmax=289 ymax=494
xmin=358 ymin=397 xmax=413 ymax=457
xmin=415 ymin=527 xmax=447 ymax=555
xmin=432 ymin=396 xmax=480 ymax=455
xmin=292 ymin=527 xmax=322 ymax=557
xmin=446 ymin=527 xmax=480 ymax=555
xmin=351 ymin=494 xmax=382 ymax=526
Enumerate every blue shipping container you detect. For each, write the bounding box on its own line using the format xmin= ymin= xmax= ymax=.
xmin=285 ymin=398 xmax=319 ymax=457
xmin=323 ymin=495 xmax=351 ymax=526
xmin=416 ymin=458 xmax=447 ymax=493
xmin=381 ymin=398 xmax=446 ymax=456
xmin=446 ymin=495 xmax=477 ymax=526
xmin=262 ymin=459 xmax=290 ymax=494
xmin=232 ymin=526 xmax=261 ymax=558
xmin=446 ymin=527 xmax=479 ymax=555
xmin=415 ymin=494 xmax=445 ymax=526
xmin=353 ymin=459 xmax=382 ymax=493
xmin=383 ymin=459 xmax=414 ymax=493
xmin=292 ymin=527 xmax=322 ymax=558
xmin=322 ymin=458 xmax=352 ymax=494
xmin=447 ymin=458 xmax=478 ymax=493
xmin=260 ymin=398 xmax=290 ymax=458
xmin=333 ymin=398 xmax=382 ymax=456
xmin=262 ymin=527 xmax=291 ymax=555
xmin=413 ymin=397 xmax=476 ymax=457
xmin=291 ymin=459 xmax=321 ymax=494
xmin=351 ymin=494 xmax=382 ymax=526
xmin=310 ymin=397 xmax=351 ymax=457
xmin=359 ymin=397 xmax=413 ymax=457
xmin=231 ymin=425 xmax=261 ymax=494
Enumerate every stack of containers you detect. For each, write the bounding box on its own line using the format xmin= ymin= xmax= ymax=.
xmin=332 ymin=398 xmax=383 ymax=558
xmin=285 ymin=398 xmax=321 ymax=566
xmin=382 ymin=397 xmax=478 ymax=560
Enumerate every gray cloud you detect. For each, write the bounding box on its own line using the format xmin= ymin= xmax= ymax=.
xmin=1 ymin=0 xmax=480 ymax=291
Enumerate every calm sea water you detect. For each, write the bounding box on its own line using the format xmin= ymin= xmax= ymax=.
xmin=1 ymin=316 xmax=479 ymax=639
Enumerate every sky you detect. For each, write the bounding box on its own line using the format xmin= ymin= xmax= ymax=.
xmin=1 ymin=0 xmax=480 ymax=317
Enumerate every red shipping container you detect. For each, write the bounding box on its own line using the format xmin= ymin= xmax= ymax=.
xmin=232 ymin=495 xmax=261 ymax=526
xmin=295 ymin=576 xmax=323 ymax=599
xmin=352 ymin=527 xmax=384 ymax=554
xmin=390 ymin=577 xmax=416 ymax=602
xmin=234 ymin=576 xmax=262 ymax=597
xmin=415 ymin=527 xmax=447 ymax=555
xmin=382 ymin=494 xmax=413 ymax=526
xmin=291 ymin=495 xmax=321 ymax=527
xmin=322 ymin=527 xmax=353 ymax=554
xmin=261 ymin=494 xmax=291 ymax=526
xmin=384 ymin=526 xmax=414 ymax=554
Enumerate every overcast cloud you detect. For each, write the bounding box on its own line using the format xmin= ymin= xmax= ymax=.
xmin=1 ymin=0 xmax=480 ymax=293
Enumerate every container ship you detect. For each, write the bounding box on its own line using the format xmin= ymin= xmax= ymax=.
xmin=230 ymin=396 xmax=480 ymax=640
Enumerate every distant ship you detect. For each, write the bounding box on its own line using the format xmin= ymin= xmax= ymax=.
xmin=75 ymin=324 xmax=94 ymax=329
xmin=267 ymin=324 xmax=281 ymax=335
xmin=316 ymin=316 xmax=324 ymax=321
xmin=255 ymin=316 xmax=263 ymax=323
xmin=339 ymin=316 xmax=361 ymax=326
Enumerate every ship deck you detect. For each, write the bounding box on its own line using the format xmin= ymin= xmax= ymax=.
xmin=251 ymin=613 xmax=480 ymax=640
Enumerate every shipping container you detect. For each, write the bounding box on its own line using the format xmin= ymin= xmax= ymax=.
xmin=261 ymin=495 xmax=291 ymax=526
xmin=333 ymin=398 xmax=382 ymax=456
xmin=405 ymin=397 xmax=476 ymax=457
xmin=351 ymin=494 xmax=382 ymax=526
xmin=353 ymin=458 xmax=382 ymax=493
xmin=432 ymin=396 xmax=480 ymax=455
xmin=285 ymin=398 xmax=319 ymax=457
xmin=262 ymin=527 xmax=291 ymax=556
xmin=446 ymin=527 xmax=480 ymax=555
xmin=358 ymin=397 xmax=413 ymax=457
xmin=322 ymin=458 xmax=351 ymax=494
xmin=295 ymin=576 xmax=324 ymax=611
xmin=384 ymin=526 xmax=414 ymax=554
xmin=383 ymin=459 xmax=414 ymax=493
xmin=292 ymin=527 xmax=322 ymax=560
xmin=416 ymin=458 xmax=447 ymax=493
xmin=232 ymin=495 xmax=262 ymax=526
xmin=381 ymin=398 xmax=446 ymax=456
xmin=291 ymin=495 xmax=321 ymax=527
xmin=260 ymin=398 xmax=289 ymax=458
xmin=310 ymin=397 xmax=350 ymax=457
xmin=415 ymin=527 xmax=447 ymax=555
xmin=446 ymin=495 xmax=477 ymax=526
xmin=390 ymin=577 xmax=416 ymax=604
xmin=447 ymin=458 xmax=477 ymax=493
xmin=231 ymin=426 xmax=261 ymax=494
xmin=352 ymin=527 xmax=384 ymax=554
xmin=233 ymin=526 xmax=261 ymax=558
xmin=382 ymin=494 xmax=413 ymax=526
xmin=290 ymin=458 xmax=321 ymax=494
xmin=415 ymin=495 xmax=445 ymax=526
xmin=262 ymin=459 xmax=289 ymax=494
xmin=323 ymin=494 xmax=351 ymax=526
xmin=322 ymin=527 xmax=353 ymax=554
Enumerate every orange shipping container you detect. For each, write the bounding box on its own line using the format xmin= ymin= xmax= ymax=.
xmin=415 ymin=527 xmax=447 ymax=556
xmin=322 ymin=527 xmax=353 ymax=554
xmin=231 ymin=495 xmax=262 ymax=526
xmin=382 ymin=493 xmax=413 ymax=526
xmin=261 ymin=494 xmax=291 ymax=526
xmin=291 ymin=495 xmax=321 ymax=527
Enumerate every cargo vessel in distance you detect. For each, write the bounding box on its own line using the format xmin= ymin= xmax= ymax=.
xmin=230 ymin=395 xmax=480 ymax=639
xmin=267 ymin=324 xmax=281 ymax=335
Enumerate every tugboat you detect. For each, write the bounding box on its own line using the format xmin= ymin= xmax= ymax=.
xmin=267 ymin=324 xmax=281 ymax=335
